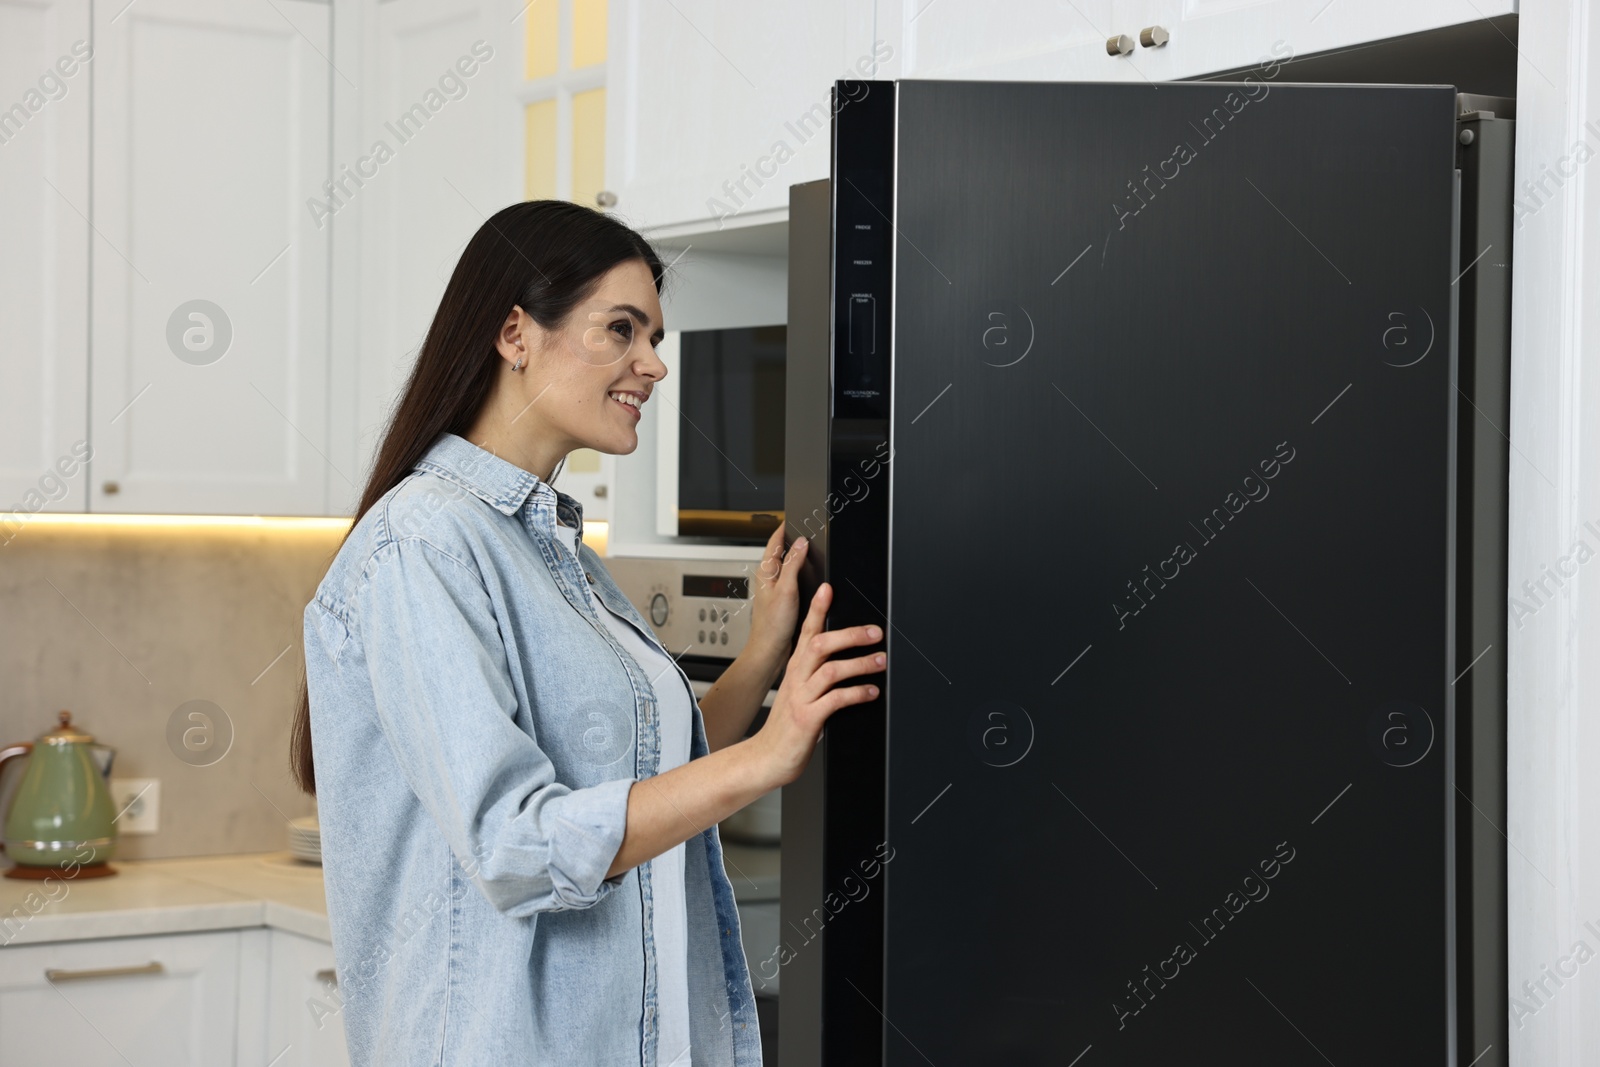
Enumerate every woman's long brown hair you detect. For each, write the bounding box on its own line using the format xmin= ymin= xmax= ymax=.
xmin=290 ymin=200 xmax=665 ymax=794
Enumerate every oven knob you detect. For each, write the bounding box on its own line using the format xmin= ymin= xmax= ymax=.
xmin=650 ymin=592 xmax=669 ymax=626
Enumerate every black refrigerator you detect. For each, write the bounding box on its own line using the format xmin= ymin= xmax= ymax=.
xmin=781 ymin=80 xmax=1512 ymax=1066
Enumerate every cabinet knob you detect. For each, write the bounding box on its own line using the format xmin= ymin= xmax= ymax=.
xmin=101 ymin=480 xmax=120 ymax=495
xmin=593 ymin=484 xmax=607 ymax=498
xmin=1140 ymin=26 xmax=1170 ymax=48
xmin=1106 ymin=34 xmax=1134 ymax=56
xmin=595 ymin=190 xmax=618 ymax=209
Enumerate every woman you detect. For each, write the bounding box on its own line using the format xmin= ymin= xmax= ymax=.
xmin=292 ymin=200 xmax=884 ymax=1066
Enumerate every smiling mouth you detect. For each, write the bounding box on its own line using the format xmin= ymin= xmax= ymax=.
xmin=608 ymin=390 xmax=644 ymax=419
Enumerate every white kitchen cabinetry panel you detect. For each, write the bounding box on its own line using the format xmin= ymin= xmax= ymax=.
xmin=0 ymin=929 xmax=240 ymax=1065
xmin=264 ymin=929 xmax=350 ymax=1067
xmin=89 ymin=0 xmax=332 ymax=515
xmin=0 ymin=0 xmax=91 ymax=517
xmin=346 ymin=0 xmax=520 ymax=514
xmin=1105 ymin=0 xmax=1518 ymax=81
xmin=877 ymin=0 xmax=1517 ymax=83
xmin=606 ymin=0 xmax=883 ymax=233
xmin=884 ymin=0 xmax=1117 ymax=81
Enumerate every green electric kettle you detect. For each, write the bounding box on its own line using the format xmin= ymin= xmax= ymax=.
xmin=0 ymin=711 xmax=118 ymax=874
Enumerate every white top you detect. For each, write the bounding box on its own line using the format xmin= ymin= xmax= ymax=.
xmin=553 ymin=521 xmax=694 ymax=1066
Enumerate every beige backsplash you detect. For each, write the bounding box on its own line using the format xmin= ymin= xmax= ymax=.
xmin=0 ymin=519 xmax=348 ymax=860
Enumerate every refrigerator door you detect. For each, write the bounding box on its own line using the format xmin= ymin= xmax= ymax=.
xmin=872 ymin=81 xmax=1461 ymax=1064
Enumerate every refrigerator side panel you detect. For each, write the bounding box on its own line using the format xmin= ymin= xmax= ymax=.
xmin=1455 ymin=112 xmax=1514 ymax=1067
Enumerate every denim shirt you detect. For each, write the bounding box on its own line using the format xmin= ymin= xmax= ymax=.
xmin=302 ymin=432 xmax=761 ymax=1066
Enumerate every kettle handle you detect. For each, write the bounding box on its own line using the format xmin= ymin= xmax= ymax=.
xmin=0 ymin=742 xmax=31 ymax=776
xmin=0 ymin=742 xmax=33 ymax=854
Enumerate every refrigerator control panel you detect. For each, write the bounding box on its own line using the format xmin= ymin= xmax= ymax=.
xmin=832 ymin=80 xmax=894 ymax=419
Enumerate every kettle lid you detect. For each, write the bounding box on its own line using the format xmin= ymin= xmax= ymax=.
xmin=41 ymin=710 xmax=94 ymax=746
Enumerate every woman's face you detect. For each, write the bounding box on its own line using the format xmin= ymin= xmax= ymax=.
xmin=497 ymin=257 xmax=668 ymax=463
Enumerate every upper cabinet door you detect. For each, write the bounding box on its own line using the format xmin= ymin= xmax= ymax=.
xmin=343 ymin=0 xmax=519 ymax=515
xmin=520 ymin=0 xmax=610 ymax=210
xmin=882 ymin=0 xmax=1118 ymax=80
xmin=0 ymin=0 xmax=91 ymax=519
xmin=879 ymin=0 xmax=1518 ymax=84
xmin=89 ymin=0 xmax=332 ymax=515
xmin=1104 ymin=0 xmax=1518 ymax=82
xmin=606 ymin=0 xmax=881 ymax=233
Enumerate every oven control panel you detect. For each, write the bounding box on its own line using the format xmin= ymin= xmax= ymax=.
xmin=604 ymin=555 xmax=758 ymax=661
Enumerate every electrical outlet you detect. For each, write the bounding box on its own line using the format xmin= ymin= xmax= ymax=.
xmin=109 ymin=778 xmax=160 ymax=835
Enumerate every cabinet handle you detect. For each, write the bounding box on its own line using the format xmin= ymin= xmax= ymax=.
xmin=101 ymin=480 xmax=120 ymax=495
xmin=46 ymin=961 xmax=165 ymax=983
xmin=316 ymin=968 xmax=338 ymax=986
xmin=1106 ymin=34 xmax=1134 ymax=56
xmin=1140 ymin=26 xmax=1170 ymax=48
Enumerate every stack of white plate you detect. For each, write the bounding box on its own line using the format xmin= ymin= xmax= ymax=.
xmin=288 ymin=815 xmax=321 ymax=864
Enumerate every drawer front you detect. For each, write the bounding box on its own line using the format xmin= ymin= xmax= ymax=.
xmin=0 ymin=930 xmax=240 ymax=1066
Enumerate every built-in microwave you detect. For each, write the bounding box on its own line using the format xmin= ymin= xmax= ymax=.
xmin=608 ymin=323 xmax=787 ymax=558
xmin=653 ymin=323 xmax=787 ymax=542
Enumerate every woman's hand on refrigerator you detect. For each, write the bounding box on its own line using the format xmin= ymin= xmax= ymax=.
xmin=750 ymin=581 xmax=884 ymax=788
xmin=605 ymin=582 xmax=883 ymax=879
xmin=744 ymin=525 xmax=808 ymax=677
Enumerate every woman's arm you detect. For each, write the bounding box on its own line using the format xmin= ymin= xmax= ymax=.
xmin=697 ymin=652 xmax=784 ymax=751
xmin=695 ymin=525 xmax=808 ymax=752
xmin=356 ymin=534 xmax=637 ymax=916
xmin=606 ymin=580 xmax=883 ymax=878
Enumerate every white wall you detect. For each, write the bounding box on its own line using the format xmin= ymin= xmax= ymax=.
xmin=1507 ymin=2 xmax=1600 ymax=1064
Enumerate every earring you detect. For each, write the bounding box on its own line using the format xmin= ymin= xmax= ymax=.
xmin=511 ymin=351 xmax=526 ymax=372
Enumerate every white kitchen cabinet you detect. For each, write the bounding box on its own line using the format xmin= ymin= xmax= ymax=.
xmin=0 ymin=929 xmax=240 ymax=1065
xmin=604 ymin=0 xmax=883 ymax=234
xmin=262 ymin=928 xmax=351 ymax=1067
xmin=1106 ymin=0 xmax=1518 ymax=81
xmin=339 ymin=0 xmax=521 ymax=516
xmin=607 ymin=0 xmax=1516 ymax=233
xmin=0 ymin=0 xmax=91 ymax=518
xmin=88 ymin=0 xmax=333 ymax=515
xmin=876 ymin=0 xmax=1518 ymax=83
xmin=518 ymin=0 xmax=609 ymax=209
xmin=879 ymin=0 xmax=1118 ymax=81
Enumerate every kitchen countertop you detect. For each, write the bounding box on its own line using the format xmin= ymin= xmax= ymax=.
xmin=0 ymin=851 xmax=331 ymax=947
xmin=0 ymin=843 xmax=780 ymax=948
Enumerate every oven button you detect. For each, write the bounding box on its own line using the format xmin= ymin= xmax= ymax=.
xmin=650 ymin=593 xmax=669 ymax=627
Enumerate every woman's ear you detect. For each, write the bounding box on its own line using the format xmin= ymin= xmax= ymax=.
xmin=494 ymin=306 xmax=532 ymax=366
